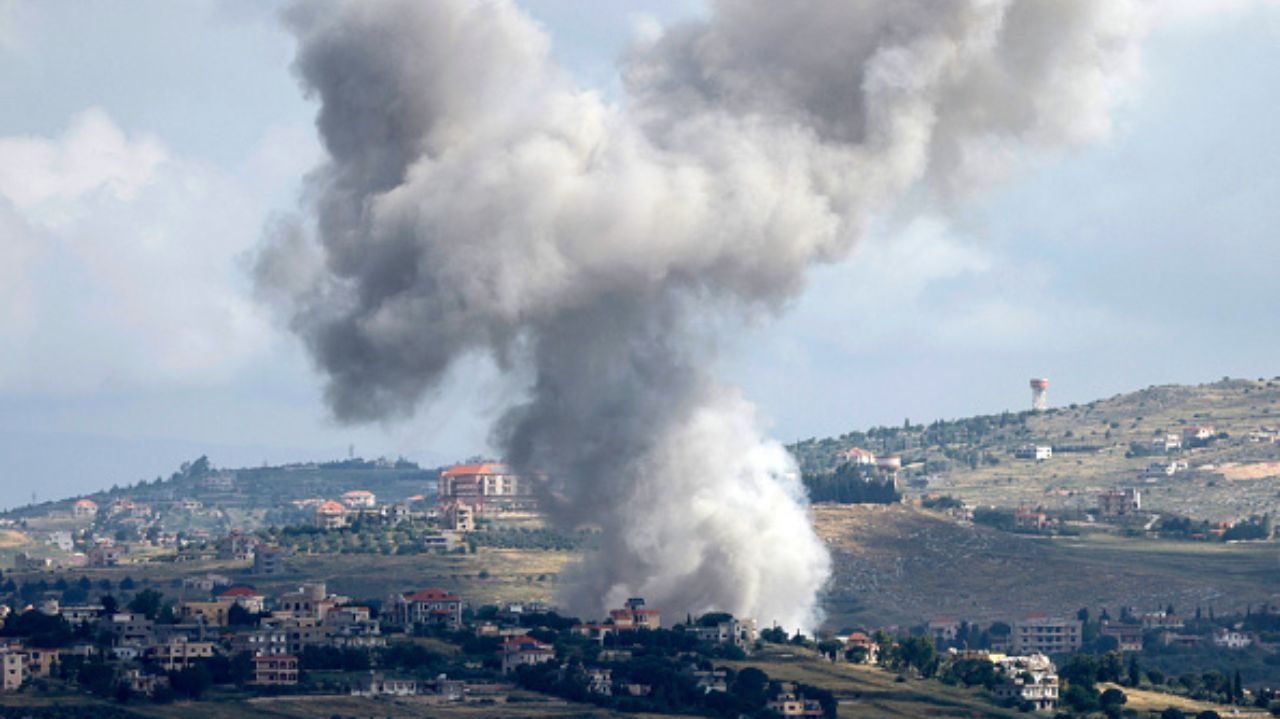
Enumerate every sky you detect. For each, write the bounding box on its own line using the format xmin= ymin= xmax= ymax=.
xmin=0 ymin=1 xmax=1278 ymax=509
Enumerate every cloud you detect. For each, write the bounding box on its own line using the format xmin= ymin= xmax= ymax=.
xmin=0 ymin=109 xmax=273 ymax=393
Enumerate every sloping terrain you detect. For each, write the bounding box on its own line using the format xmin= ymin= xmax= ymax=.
xmin=814 ymin=504 xmax=1280 ymax=628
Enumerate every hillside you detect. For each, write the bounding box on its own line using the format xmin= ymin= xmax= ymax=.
xmin=791 ymin=376 xmax=1280 ymax=522
xmin=813 ymin=504 xmax=1280 ymax=629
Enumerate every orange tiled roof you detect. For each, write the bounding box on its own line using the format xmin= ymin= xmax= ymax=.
xmin=441 ymin=463 xmax=511 ymax=477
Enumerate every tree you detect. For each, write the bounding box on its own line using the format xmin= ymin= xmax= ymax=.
xmin=1100 ymin=687 xmax=1127 ymax=718
xmin=1127 ymin=655 xmax=1142 ymax=687
xmin=127 ymin=589 xmax=164 ymax=620
xmin=1161 ymin=708 xmax=1186 ymax=719
xmin=1063 ymin=684 xmax=1100 ymax=713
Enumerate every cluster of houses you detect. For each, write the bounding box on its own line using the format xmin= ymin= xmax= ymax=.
xmin=0 ymin=580 xmax=474 ymax=699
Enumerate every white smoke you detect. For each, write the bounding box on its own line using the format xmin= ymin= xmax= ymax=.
xmin=256 ymin=0 xmax=1146 ymax=631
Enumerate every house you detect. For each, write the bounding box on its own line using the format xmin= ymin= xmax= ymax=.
xmin=1140 ymin=611 xmax=1184 ymax=631
xmin=217 ymin=531 xmax=260 ymax=561
xmin=928 ymin=617 xmax=961 ymax=644
xmin=143 ymin=638 xmax=215 ymax=671
xmin=1143 ymin=461 xmax=1186 ymax=479
xmin=1012 ymin=615 xmax=1082 ymax=655
xmin=437 ymin=463 xmax=536 ymax=512
xmin=1212 ymin=628 xmax=1252 ymax=649
xmin=1152 ymin=433 xmax=1183 ymax=452
xmin=104 ymin=612 xmax=155 ymax=645
xmin=217 ymin=586 xmax=266 ymax=614
xmin=585 ymin=667 xmax=614 ymax=695
xmin=178 ymin=601 xmax=230 ymax=627
xmin=842 ymin=631 xmax=879 ymax=664
xmin=314 ymin=500 xmax=348 ymax=529
xmin=498 ymin=636 xmax=555 ymax=673
xmin=1015 ymin=508 xmax=1049 ymax=530
xmin=993 ymin=665 xmax=1054 ymax=706
xmin=351 ymin=672 xmax=417 ymax=696
xmin=60 ymin=604 xmax=104 ymax=625
xmin=875 ymin=454 xmax=903 ymax=473
xmin=341 ymin=490 xmax=376 ymax=509
xmin=387 ymin=588 xmax=463 ymax=630
xmin=841 ymin=447 xmax=877 ymax=465
xmin=766 ymin=689 xmax=825 ymax=718
xmin=610 ymin=598 xmax=661 ymax=630
xmin=250 ymin=655 xmax=298 ymax=685
xmin=1099 ymin=622 xmax=1144 ymax=652
xmin=441 ymin=500 xmax=475 ymax=532
xmin=124 ymin=668 xmax=169 ymax=697
xmin=1097 ymin=488 xmax=1141 ymax=517
xmin=253 ymin=545 xmax=283 ymax=575
xmin=72 ymin=498 xmax=98 ymax=519
xmin=691 ymin=617 xmax=758 ymax=649
xmin=1182 ymin=425 xmax=1216 ymax=442
xmin=2 ymin=652 xmax=26 ymax=692
xmin=1013 ymin=445 xmax=1053 ymax=461
xmin=276 ymin=582 xmax=340 ymax=620
xmin=87 ymin=543 xmax=124 ymax=568
xmin=231 ymin=628 xmax=290 ymax=657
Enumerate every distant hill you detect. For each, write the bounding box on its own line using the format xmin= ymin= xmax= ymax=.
xmin=790 ymin=375 xmax=1280 ymax=522
xmin=0 ymin=455 xmax=439 ymax=537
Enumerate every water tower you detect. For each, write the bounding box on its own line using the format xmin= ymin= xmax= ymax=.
xmin=1030 ymin=378 xmax=1049 ymax=412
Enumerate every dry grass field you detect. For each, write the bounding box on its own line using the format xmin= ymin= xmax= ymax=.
xmin=814 ymin=503 xmax=1280 ymax=628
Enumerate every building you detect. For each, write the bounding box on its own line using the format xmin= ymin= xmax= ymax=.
xmin=276 ymin=582 xmax=336 ymax=619
xmin=72 ymin=498 xmax=99 ymax=519
xmin=1140 ymin=611 xmax=1184 ymax=631
xmin=2 ymin=652 xmax=26 ymax=692
xmin=841 ymin=632 xmax=879 ymax=664
xmin=1013 ymin=445 xmax=1053 ymax=461
xmin=608 ymin=598 xmax=661 ymax=631
xmin=253 ymin=545 xmax=284 ymax=575
xmin=1099 ymin=622 xmax=1144 ymax=652
xmin=217 ymin=586 xmax=266 ymax=614
xmin=1097 ymin=488 xmax=1141 ymax=517
xmin=498 ymin=637 xmax=555 ymax=673
xmin=87 ymin=544 xmax=124 ymax=567
xmin=1014 ymin=508 xmax=1049 ymax=530
xmin=875 ymin=454 xmax=903 ymax=474
xmin=341 ymin=490 xmax=376 ymax=509
xmin=441 ymin=500 xmax=475 ymax=532
xmin=1152 ymin=434 xmax=1182 ymax=452
xmin=217 ymin=531 xmax=260 ymax=561
xmin=1182 ymin=425 xmax=1217 ymax=442
xmin=144 ymin=639 xmax=216 ymax=671
xmin=994 ymin=675 xmax=1059 ymax=712
xmin=314 ymin=500 xmax=348 ymax=530
xmin=928 ymin=618 xmax=961 ymax=644
xmin=1030 ymin=378 xmax=1049 ymax=412
xmin=387 ymin=588 xmax=463 ymax=630
xmin=692 ymin=617 xmax=758 ymax=650
xmin=437 ymin=463 xmax=536 ymax=512
xmin=178 ymin=601 xmax=230 ymax=627
xmin=1012 ymin=616 xmax=1082 ymax=655
xmin=841 ymin=447 xmax=876 ymax=465
xmin=250 ymin=655 xmax=299 ymax=686
xmin=1212 ymin=629 xmax=1252 ymax=649
xmin=766 ymin=690 xmax=825 ymax=718
xmin=351 ymin=672 xmax=418 ymax=696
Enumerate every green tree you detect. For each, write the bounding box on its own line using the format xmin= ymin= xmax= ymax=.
xmin=127 ymin=589 xmax=164 ymax=620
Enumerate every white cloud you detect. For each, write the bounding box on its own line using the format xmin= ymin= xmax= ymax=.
xmin=0 ymin=109 xmax=274 ymax=393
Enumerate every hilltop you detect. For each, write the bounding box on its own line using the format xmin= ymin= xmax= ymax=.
xmin=791 ymin=376 xmax=1280 ymax=522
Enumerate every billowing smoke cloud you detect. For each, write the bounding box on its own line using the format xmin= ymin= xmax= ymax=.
xmin=257 ymin=0 xmax=1144 ymax=630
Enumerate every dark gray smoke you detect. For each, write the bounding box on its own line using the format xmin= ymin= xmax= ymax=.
xmin=257 ymin=0 xmax=1144 ymax=630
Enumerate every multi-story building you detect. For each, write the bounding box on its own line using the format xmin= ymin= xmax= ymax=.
xmin=1 ymin=653 xmax=26 ymax=692
xmin=1012 ymin=616 xmax=1082 ymax=655
xmin=250 ymin=655 xmax=298 ymax=685
xmin=498 ymin=637 xmax=555 ymax=673
xmin=436 ymin=463 xmax=536 ymax=512
xmin=144 ymin=639 xmax=216 ymax=671
xmin=1097 ymin=488 xmax=1141 ymax=517
xmin=386 ymin=588 xmax=463 ymax=630
xmin=253 ymin=545 xmax=284 ymax=575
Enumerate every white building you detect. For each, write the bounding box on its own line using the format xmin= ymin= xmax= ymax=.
xmin=1013 ymin=446 xmax=1053 ymax=461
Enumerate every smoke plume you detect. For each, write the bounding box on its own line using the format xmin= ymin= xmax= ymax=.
xmin=257 ymin=0 xmax=1144 ymax=631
